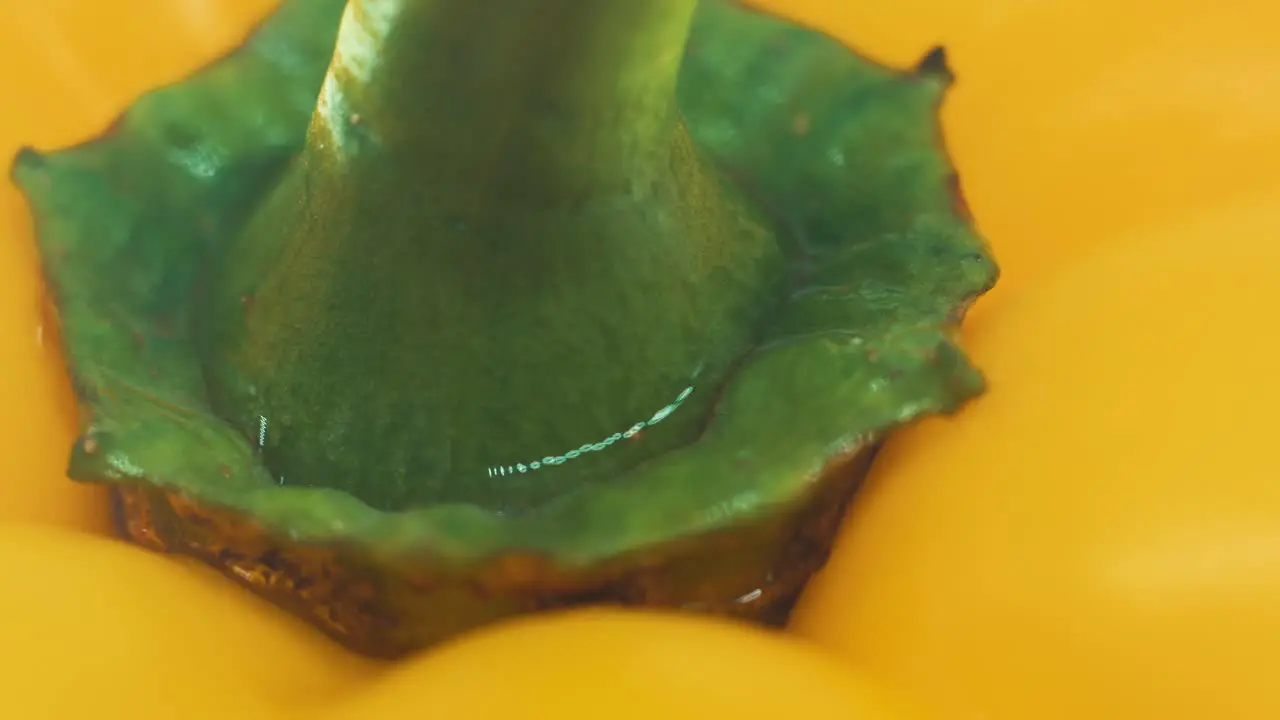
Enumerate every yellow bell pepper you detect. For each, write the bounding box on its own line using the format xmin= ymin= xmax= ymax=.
xmin=2 ymin=0 xmax=1278 ymax=718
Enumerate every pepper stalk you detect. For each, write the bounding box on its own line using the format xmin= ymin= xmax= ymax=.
xmin=200 ymin=0 xmax=787 ymax=512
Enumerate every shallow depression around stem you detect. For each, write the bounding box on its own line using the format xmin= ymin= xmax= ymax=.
xmin=7 ymin=0 xmax=997 ymax=655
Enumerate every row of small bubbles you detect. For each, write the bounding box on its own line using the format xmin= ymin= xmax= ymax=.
xmin=487 ymin=385 xmax=695 ymax=478
xmin=256 ymin=414 xmax=287 ymax=485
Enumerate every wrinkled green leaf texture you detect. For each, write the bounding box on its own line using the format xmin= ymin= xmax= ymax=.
xmin=13 ymin=0 xmax=996 ymax=564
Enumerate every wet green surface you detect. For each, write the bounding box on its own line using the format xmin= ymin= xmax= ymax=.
xmin=14 ymin=0 xmax=994 ymax=572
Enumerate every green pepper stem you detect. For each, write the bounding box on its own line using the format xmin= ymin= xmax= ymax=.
xmin=202 ymin=0 xmax=785 ymax=512
xmin=314 ymin=0 xmax=698 ymax=191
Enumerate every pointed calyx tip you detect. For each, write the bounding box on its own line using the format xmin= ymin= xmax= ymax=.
xmin=10 ymin=146 xmax=47 ymax=180
xmin=914 ymin=45 xmax=953 ymax=82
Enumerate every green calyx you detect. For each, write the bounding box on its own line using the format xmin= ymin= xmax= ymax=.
xmin=12 ymin=0 xmax=996 ymax=653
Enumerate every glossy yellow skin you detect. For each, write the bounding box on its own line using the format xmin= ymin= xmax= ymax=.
xmin=792 ymin=184 xmax=1280 ymax=719
xmin=2 ymin=0 xmax=1278 ymax=717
